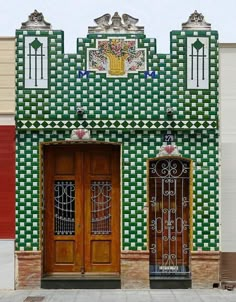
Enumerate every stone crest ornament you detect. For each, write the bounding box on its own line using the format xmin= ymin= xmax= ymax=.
xmin=157 ymin=144 xmax=182 ymax=157
xmin=88 ymin=12 xmax=144 ymax=34
xmin=21 ymin=10 xmax=51 ymax=30
xmin=70 ymin=129 xmax=90 ymax=140
xmin=182 ymin=10 xmax=211 ymax=30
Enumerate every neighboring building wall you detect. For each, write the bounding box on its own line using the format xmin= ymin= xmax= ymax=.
xmin=0 ymin=37 xmax=15 ymax=289
xmin=219 ymin=44 xmax=236 ymax=286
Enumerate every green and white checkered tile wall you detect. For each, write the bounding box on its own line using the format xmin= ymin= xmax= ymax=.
xmin=15 ymin=27 xmax=219 ymax=252
xmin=15 ymin=129 xmax=219 ymax=251
xmin=16 ymin=30 xmax=218 ymax=122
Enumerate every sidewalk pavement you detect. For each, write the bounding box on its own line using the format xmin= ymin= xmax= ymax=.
xmin=0 ymin=289 xmax=236 ymax=302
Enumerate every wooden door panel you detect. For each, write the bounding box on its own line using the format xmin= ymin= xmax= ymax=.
xmin=84 ymin=148 xmax=120 ymax=273
xmin=43 ymin=144 xmax=120 ymax=275
xmin=44 ymin=147 xmax=82 ymax=273
xmin=91 ymin=240 xmax=111 ymax=264
xmin=55 ymin=240 xmax=75 ymax=263
xmin=55 ymin=150 xmax=75 ymax=175
xmin=90 ymin=152 xmax=111 ymax=175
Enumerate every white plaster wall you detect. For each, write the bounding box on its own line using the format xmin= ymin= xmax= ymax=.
xmin=220 ymin=44 xmax=236 ymax=251
xmin=0 ymin=37 xmax=15 ymax=114
xmin=0 ymin=240 xmax=15 ymax=289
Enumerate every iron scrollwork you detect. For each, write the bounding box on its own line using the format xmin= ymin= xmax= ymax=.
xmin=149 ymin=158 xmax=191 ymax=276
xmin=91 ymin=181 xmax=112 ymax=235
xmin=54 ymin=181 xmax=75 ymax=235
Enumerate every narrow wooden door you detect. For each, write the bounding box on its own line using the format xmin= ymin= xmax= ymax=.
xmin=43 ymin=144 xmax=120 ymax=274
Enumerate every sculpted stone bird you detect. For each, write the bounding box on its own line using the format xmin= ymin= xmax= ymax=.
xmin=94 ymin=13 xmax=111 ymax=29
xmin=122 ymin=14 xmax=139 ymax=29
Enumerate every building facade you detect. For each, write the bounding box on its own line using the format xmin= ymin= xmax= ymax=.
xmin=0 ymin=37 xmax=15 ymax=289
xmin=14 ymin=10 xmax=220 ymax=289
xmin=219 ymin=43 xmax=236 ymax=288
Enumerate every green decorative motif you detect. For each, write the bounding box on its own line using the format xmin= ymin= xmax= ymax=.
xmin=192 ymin=38 xmax=204 ymax=50
xmin=30 ymin=38 xmax=43 ymax=50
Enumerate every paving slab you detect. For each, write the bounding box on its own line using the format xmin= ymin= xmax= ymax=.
xmin=0 ymin=289 xmax=236 ymax=302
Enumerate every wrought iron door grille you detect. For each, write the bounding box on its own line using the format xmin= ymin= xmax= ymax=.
xmin=149 ymin=158 xmax=191 ymax=277
xmin=91 ymin=181 xmax=112 ymax=234
xmin=54 ymin=180 xmax=75 ymax=235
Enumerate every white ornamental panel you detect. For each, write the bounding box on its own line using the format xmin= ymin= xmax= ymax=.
xmin=24 ymin=36 xmax=48 ymax=89
xmin=187 ymin=37 xmax=209 ymax=89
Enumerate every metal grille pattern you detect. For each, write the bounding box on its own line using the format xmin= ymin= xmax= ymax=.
xmin=149 ymin=158 xmax=190 ymax=277
xmin=54 ymin=181 xmax=75 ymax=235
xmin=91 ymin=181 xmax=112 ymax=234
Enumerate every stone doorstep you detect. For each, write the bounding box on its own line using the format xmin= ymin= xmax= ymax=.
xmin=24 ymin=297 xmax=45 ymax=302
xmin=221 ymin=281 xmax=236 ymax=291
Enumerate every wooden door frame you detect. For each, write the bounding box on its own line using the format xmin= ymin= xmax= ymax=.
xmin=146 ymin=156 xmax=193 ymax=275
xmin=39 ymin=140 xmax=121 ymax=275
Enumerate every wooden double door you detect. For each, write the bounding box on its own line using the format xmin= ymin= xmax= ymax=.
xmin=43 ymin=144 xmax=120 ymax=275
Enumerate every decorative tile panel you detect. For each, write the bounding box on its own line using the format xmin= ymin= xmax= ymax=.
xmin=187 ymin=37 xmax=209 ymax=89
xmin=24 ymin=36 xmax=48 ymax=89
xmin=87 ymin=38 xmax=146 ymax=77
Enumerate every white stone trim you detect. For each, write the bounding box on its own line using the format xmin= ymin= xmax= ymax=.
xmin=0 ymin=240 xmax=15 ymax=289
xmin=0 ymin=114 xmax=15 ymax=125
